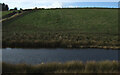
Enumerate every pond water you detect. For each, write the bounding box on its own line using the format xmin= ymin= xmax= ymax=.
xmin=2 ymin=48 xmax=119 ymax=64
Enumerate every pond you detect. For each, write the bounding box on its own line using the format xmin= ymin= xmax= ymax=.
xmin=2 ymin=48 xmax=119 ymax=64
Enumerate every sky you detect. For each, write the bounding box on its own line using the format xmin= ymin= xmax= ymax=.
xmin=0 ymin=0 xmax=120 ymax=9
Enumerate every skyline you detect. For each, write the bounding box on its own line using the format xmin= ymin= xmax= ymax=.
xmin=0 ymin=0 xmax=120 ymax=9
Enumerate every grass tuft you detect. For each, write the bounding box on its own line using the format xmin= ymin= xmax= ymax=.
xmin=2 ymin=61 xmax=119 ymax=74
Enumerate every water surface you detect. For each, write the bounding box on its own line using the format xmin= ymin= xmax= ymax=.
xmin=2 ymin=48 xmax=118 ymax=64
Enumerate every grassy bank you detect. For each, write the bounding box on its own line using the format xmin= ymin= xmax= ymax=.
xmin=2 ymin=11 xmax=13 ymax=17
xmin=2 ymin=61 xmax=120 ymax=74
xmin=2 ymin=9 xmax=119 ymax=49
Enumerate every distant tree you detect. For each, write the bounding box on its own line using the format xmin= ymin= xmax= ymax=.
xmin=14 ymin=7 xmax=17 ymax=10
xmin=2 ymin=3 xmax=5 ymax=11
xmin=20 ymin=8 xmax=23 ymax=10
xmin=1 ymin=3 xmax=9 ymax=11
xmin=2 ymin=3 xmax=5 ymax=7
xmin=35 ymin=7 xmax=37 ymax=10
xmin=5 ymin=5 xmax=9 ymax=10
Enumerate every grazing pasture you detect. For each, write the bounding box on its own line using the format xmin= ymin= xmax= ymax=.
xmin=2 ymin=9 xmax=119 ymax=49
xmin=2 ymin=11 xmax=13 ymax=17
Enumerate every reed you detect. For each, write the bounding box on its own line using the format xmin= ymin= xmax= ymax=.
xmin=2 ymin=61 xmax=119 ymax=74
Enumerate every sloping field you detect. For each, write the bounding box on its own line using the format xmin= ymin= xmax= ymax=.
xmin=2 ymin=11 xmax=13 ymax=17
xmin=2 ymin=9 xmax=119 ymax=49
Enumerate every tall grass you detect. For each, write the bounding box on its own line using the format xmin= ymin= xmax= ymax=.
xmin=2 ymin=61 xmax=119 ymax=74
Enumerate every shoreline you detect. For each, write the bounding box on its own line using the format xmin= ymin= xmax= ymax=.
xmin=2 ymin=45 xmax=120 ymax=50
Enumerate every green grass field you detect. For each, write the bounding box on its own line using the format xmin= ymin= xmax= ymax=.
xmin=2 ymin=9 xmax=119 ymax=49
xmin=2 ymin=11 xmax=13 ymax=17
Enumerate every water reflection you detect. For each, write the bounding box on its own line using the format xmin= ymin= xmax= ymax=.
xmin=2 ymin=48 xmax=119 ymax=64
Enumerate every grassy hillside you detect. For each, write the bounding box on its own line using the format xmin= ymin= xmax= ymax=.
xmin=2 ymin=9 xmax=119 ymax=49
xmin=2 ymin=11 xmax=13 ymax=17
